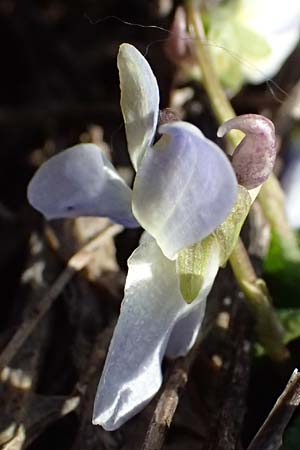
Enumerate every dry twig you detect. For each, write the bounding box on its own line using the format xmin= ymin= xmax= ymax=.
xmin=0 ymin=223 xmax=123 ymax=372
xmin=141 ymin=350 xmax=198 ymax=450
xmin=71 ymin=324 xmax=115 ymax=450
xmin=142 ymin=281 xmax=254 ymax=450
xmin=208 ymin=297 xmax=253 ymax=450
xmin=247 ymin=369 xmax=300 ymax=450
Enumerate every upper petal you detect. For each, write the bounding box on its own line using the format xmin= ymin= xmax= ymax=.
xmin=132 ymin=121 xmax=238 ymax=259
xmin=118 ymin=44 xmax=160 ymax=170
xmin=93 ymin=236 xmax=220 ymax=430
xmin=27 ymin=143 xmax=138 ymax=228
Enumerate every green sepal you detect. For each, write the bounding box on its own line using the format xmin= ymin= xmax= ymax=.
xmin=177 ymin=235 xmax=217 ymax=304
xmin=177 ymin=186 xmax=251 ymax=303
xmin=213 ymin=185 xmax=251 ymax=266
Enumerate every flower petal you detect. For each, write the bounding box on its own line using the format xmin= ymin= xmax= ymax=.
xmin=281 ymin=145 xmax=300 ymax=229
xmin=27 ymin=143 xmax=138 ymax=228
xmin=93 ymin=236 xmax=220 ymax=430
xmin=132 ymin=121 xmax=237 ymax=259
xmin=118 ymin=44 xmax=160 ymax=170
xmin=165 ymin=293 xmax=207 ymax=358
xmin=239 ymin=0 xmax=300 ymax=83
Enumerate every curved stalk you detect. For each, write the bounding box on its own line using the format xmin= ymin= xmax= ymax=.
xmin=185 ymin=0 xmax=289 ymax=360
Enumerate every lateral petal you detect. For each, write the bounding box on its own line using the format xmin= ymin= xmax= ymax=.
xmin=132 ymin=121 xmax=237 ymax=259
xmin=27 ymin=144 xmax=138 ymax=228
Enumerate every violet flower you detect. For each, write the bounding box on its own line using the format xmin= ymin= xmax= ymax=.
xmin=27 ymin=44 xmax=275 ymax=430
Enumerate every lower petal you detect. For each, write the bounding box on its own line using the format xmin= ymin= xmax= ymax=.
xmin=93 ymin=236 xmax=220 ymax=430
xmin=165 ymin=301 xmax=206 ymax=358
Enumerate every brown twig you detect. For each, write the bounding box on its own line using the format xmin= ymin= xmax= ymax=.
xmin=141 ymin=339 xmax=201 ymax=450
xmin=141 ymin=274 xmax=254 ymax=450
xmin=71 ymin=324 xmax=115 ymax=450
xmin=140 ymin=306 xmax=224 ymax=450
xmin=0 ymin=223 xmax=123 ymax=372
xmin=141 ymin=360 xmax=188 ymax=450
xmin=247 ymin=369 xmax=300 ymax=450
xmin=208 ymin=297 xmax=253 ymax=450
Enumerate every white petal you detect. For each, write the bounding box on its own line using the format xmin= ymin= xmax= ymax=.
xmin=118 ymin=44 xmax=160 ymax=170
xmin=165 ymin=298 xmax=206 ymax=358
xmin=93 ymin=237 xmax=220 ymax=430
xmin=27 ymin=144 xmax=138 ymax=228
xmin=132 ymin=121 xmax=237 ymax=259
xmin=244 ymin=29 xmax=300 ymax=84
xmin=281 ymin=147 xmax=300 ymax=229
xmin=239 ymin=0 xmax=300 ymax=83
xmin=239 ymin=0 xmax=300 ymax=35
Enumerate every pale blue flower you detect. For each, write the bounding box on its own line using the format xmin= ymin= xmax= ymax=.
xmin=28 ymin=44 xmax=238 ymax=430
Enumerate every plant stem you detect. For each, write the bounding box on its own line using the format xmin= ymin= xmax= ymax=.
xmin=259 ymin=176 xmax=300 ymax=262
xmin=186 ymin=0 xmax=288 ymax=360
xmin=230 ymin=241 xmax=288 ymax=361
xmin=186 ymin=0 xmax=241 ymax=148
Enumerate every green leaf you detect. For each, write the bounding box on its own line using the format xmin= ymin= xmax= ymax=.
xmin=254 ymin=307 xmax=300 ymax=358
xmin=263 ymin=231 xmax=300 ymax=308
xmin=277 ymin=309 xmax=300 ymax=344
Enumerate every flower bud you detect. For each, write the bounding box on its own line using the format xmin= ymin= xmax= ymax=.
xmin=217 ymin=114 xmax=276 ymax=189
xmin=158 ymin=108 xmax=180 ymax=126
xmin=164 ymin=6 xmax=194 ymax=66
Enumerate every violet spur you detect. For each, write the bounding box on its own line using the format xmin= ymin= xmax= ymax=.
xmin=218 ymin=114 xmax=276 ymax=189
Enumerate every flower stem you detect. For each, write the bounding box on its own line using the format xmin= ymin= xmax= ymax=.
xmin=186 ymin=0 xmax=241 ymax=148
xmin=230 ymin=241 xmax=288 ymax=361
xmin=185 ymin=0 xmax=288 ymax=360
xmin=259 ymin=176 xmax=300 ymax=262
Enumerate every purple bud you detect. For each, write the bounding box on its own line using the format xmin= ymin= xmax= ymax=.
xmin=158 ymin=108 xmax=180 ymax=126
xmin=164 ymin=6 xmax=194 ymax=66
xmin=217 ymin=114 xmax=276 ymax=189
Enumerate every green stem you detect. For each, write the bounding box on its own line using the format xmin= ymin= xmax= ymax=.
xmin=186 ymin=0 xmax=288 ymax=360
xmin=230 ymin=241 xmax=289 ymax=361
xmin=229 ymin=239 xmax=256 ymax=285
xmin=186 ymin=1 xmax=234 ymax=123
xmin=186 ymin=0 xmax=241 ymax=148
xmin=259 ymin=176 xmax=300 ymax=262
